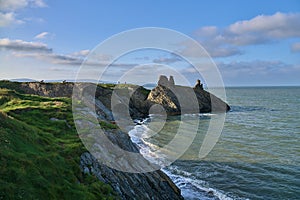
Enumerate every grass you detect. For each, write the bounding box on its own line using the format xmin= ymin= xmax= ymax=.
xmin=0 ymin=88 xmax=118 ymax=199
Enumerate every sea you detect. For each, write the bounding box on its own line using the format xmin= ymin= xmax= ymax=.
xmin=129 ymin=87 xmax=300 ymax=200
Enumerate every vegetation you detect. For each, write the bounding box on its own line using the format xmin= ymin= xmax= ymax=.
xmin=0 ymin=87 xmax=118 ymax=199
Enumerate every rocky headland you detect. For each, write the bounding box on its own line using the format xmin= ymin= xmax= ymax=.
xmin=0 ymin=77 xmax=229 ymax=199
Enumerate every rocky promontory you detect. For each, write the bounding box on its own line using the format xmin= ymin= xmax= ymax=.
xmin=147 ymin=75 xmax=230 ymax=115
xmin=0 ymin=78 xmax=229 ymax=199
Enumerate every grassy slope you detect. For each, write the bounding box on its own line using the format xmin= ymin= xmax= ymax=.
xmin=0 ymin=88 xmax=117 ymax=199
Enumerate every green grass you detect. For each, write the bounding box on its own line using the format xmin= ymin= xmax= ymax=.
xmin=0 ymin=80 xmax=23 ymax=93
xmin=0 ymin=88 xmax=118 ymax=200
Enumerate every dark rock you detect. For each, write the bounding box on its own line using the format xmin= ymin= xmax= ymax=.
xmin=169 ymin=76 xmax=175 ymax=87
xmin=80 ymin=152 xmax=183 ymax=200
xmin=147 ymin=77 xmax=230 ymax=114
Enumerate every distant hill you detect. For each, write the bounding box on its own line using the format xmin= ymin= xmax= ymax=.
xmin=10 ymin=78 xmax=37 ymax=82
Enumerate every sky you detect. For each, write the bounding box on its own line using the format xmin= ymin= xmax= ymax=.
xmin=0 ymin=0 xmax=300 ymax=86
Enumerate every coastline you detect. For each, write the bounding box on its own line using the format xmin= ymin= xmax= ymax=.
xmin=0 ymin=80 xmax=183 ymax=199
xmin=129 ymin=116 xmax=231 ymax=200
xmin=0 ymin=80 xmax=230 ymax=199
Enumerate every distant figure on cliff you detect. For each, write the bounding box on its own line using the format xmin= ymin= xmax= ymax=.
xmin=194 ymin=79 xmax=203 ymax=90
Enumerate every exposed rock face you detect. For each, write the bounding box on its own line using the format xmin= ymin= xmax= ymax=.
xmin=19 ymin=82 xmax=74 ymax=97
xmin=75 ymin=84 xmax=183 ymax=199
xmin=147 ymin=78 xmax=230 ymax=114
xmin=17 ymin=82 xmax=150 ymax=119
xmin=80 ymin=152 xmax=182 ymax=200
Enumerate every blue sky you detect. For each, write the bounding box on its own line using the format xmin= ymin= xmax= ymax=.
xmin=0 ymin=0 xmax=300 ymax=86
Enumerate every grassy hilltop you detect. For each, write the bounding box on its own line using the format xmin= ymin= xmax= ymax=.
xmin=0 ymin=82 xmax=117 ymax=199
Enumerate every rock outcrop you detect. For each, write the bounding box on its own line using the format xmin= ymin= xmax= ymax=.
xmin=147 ymin=77 xmax=230 ymax=115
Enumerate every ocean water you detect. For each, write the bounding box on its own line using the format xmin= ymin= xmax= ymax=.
xmin=129 ymin=87 xmax=300 ymax=200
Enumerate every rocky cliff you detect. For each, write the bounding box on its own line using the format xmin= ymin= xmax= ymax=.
xmin=147 ymin=75 xmax=230 ymax=115
xmin=74 ymin=83 xmax=182 ymax=199
xmin=12 ymin=77 xmax=229 ymax=116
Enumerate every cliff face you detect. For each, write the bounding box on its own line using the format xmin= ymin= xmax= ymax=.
xmin=19 ymin=82 xmax=74 ymax=97
xmin=17 ymin=82 xmax=150 ymax=119
xmin=72 ymin=83 xmax=183 ymax=200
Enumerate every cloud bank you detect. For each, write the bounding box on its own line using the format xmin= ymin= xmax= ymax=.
xmin=193 ymin=12 xmax=300 ymax=58
xmin=0 ymin=38 xmax=52 ymax=52
xmin=0 ymin=0 xmax=46 ymax=27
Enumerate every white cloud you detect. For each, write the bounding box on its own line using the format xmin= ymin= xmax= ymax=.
xmin=208 ymin=46 xmax=242 ymax=57
xmin=228 ymin=12 xmax=300 ymax=38
xmin=0 ymin=0 xmax=28 ymax=11
xmin=72 ymin=49 xmax=90 ymax=57
xmin=153 ymin=56 xmax=181 ymax=64
xmin=0 ymin=12 xmax=23 ymax=26
xmin=217 ymin=60 xmax=300 ymax=85
xmin=219 ymin=60 xmax=294 ymax=76
xmin=6 ymin=39 xmax=136 ymax=67
xmin=0 ymin=0 xmax=46 ymax=11
xmin=34 ymin=32 xmax=49 ymax=39
xmin=291 ymin=42 xmax=300 ymax=53
xmin=0 ymin=0 xmax=46 ymax=27
xmin=194 ymin=26 xmax=218 ymax=37
xmin=0 ymin=38 xmax=52 ymax=52
xmin=31 ymin=0 xmax=47 ymax=8
xmin=176 ymin=39 xmax=243 ymax=58
xmin=192 ymin=12 xmax=300 ymax=58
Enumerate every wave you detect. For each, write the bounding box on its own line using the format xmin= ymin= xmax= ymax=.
xmin=128 ymin=119 xmax=237 ymax=200
xmin=162 ymin=166 xmax=237 ymax=200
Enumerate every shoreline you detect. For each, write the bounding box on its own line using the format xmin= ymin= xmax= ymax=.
xmin=129 ymin=116 xmax=231 ymax=200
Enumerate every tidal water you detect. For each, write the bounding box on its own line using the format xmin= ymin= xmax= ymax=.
xmin=129 ymin=87 xmax=300 ymax=200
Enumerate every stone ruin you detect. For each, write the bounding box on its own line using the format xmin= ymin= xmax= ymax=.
xmin=158 ymin=75 xmax=175 ymax=87
xmin=158 ymin=75 xmax=204 ymax=90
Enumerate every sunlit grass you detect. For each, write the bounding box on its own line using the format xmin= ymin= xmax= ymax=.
xmin=0 ymin=87 xmax=117 ymax=199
